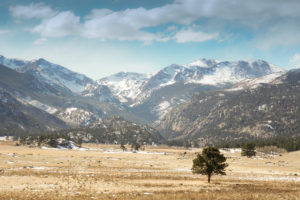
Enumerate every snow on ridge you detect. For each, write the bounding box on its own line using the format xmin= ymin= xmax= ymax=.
xmin=156 ymin=59 xmax=283 ymax=88
xmin=99 ymin=72 xmax=149 ymax=82
xmin=96 ymin=72 xmax=150 ymax=102
xmin=228 ymin=72 xmax=285 ymax=91
xmin=0 ymin=55 xmax=94 ymax=93
xmin=183 ymin=58 xmax=220 ymax=68
xmin=32 ymin=60 xmax=93 ymax=92
xmin=153 ymin=101 xmax=171 ymax=118
xmin=59 ymin=107 xmax=97 ymax=126
xmin=16 ymin=96 xmax=58 ymax=114
xmin=189 ymin=66 xmax=242 ymax=85
xmin=0 ymin=55 xmax=29 ymax=69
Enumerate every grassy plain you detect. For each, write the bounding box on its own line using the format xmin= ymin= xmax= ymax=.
xmin=0 ymin=141 xmax=299 ymax=200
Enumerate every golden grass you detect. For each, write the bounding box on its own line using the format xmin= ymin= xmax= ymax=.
xmin=0 ymin=141 xmax=299 ymax=200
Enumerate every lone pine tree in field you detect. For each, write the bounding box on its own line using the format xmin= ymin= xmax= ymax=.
xmin=241 ymin=142 xmax=256 ymax=157
xmin=192 ymin=146 xmax=228 ymax=183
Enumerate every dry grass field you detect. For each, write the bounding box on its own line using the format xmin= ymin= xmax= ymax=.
xmin=0 ymin=141 xmax=300 ymax=200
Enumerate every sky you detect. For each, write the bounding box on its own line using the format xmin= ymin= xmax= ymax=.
xmin=0 ymin=0 xmax=300 ymax=79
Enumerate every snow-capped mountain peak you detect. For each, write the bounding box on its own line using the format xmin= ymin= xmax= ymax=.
xmin=145 ymin=59 xmax=283 ymax=90
xmin=0 ymin=55 xmax=94 ymax=93
xmin=83 ymin=72 xmax=150 ymax=103
xmin=183 ymin=58 xmax=220 ymax=68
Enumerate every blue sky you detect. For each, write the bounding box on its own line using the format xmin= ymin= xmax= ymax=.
xmin=0 ymin=0 xmax=300 ymax=79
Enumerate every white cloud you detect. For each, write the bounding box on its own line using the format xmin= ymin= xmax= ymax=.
xmin=174 ymin=28 xmax=219 ymax=43
xmin=290 ymin=53 xmax=300 ymax=67
xmin=33 ymin=38 xmax=47 ymax=45
xmin=0 ymin=30 xmax=10 ymax=34
xmin=85 ymin=9 xmax=113 ymax=19
xmin=9 ymin=3 xmax=55 ymax=19
xmin=9 ymin=0 xmax=300 ymax=46
xmin=31 ymin=11 xmax=80 ymax=37
xmin=82 ymin=8 xmax=170 ymax=43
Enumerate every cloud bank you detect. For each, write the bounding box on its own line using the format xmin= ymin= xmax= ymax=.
xmin=9 ymin=0 xmax=300 ymax=46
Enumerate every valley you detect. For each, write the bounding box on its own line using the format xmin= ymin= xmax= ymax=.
xmin=1 ymin=55 xmax=295 ymax=146
xmin=0 ymin=141 xmax=299 ymax=200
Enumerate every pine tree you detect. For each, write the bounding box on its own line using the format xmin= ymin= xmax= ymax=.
xmin=192 ymin=146 xmax=228 ymax=183
xmin=241 ymin=142 xmax=256 ymax=157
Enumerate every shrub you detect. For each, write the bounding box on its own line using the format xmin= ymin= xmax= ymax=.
xmin=241 ymin=142 xmax=256 ymax=157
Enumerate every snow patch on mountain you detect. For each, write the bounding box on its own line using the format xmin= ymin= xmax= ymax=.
xmin=26 ymin=99 xmax=58 ymax=114
xmin=152 ymin=101 xmax=172 ymax=120
xmin=24 ymin=58 xmax=94 ymax=93
xmin=229 ymin=72 xmax=285 ymax=91
xmin=191 ymin=66 xmax=243 ymax=85
xmin=81 ymin=84 xmax=121 ymax=105
xmin=183 ymin=58 xmax=220 ymax=68
xmin=96 ymin=72 xmax=150 ymax=103
xmin=49 ymin=73 xmax=86 ymax=92
xmin=16 ymin=96 xmax=58 ymax=114
xmin=0 ymin=55 xmax=28 ymax=70
xmin=158 ymin=65 xmax=184 ymax=87
xmin=58 ymin=107 xmax=98 ymax=126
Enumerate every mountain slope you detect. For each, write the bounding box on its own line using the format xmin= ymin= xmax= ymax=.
xmin=0 ymin=88 xmax=68 ymax=135
xmin=0 ymin=64 xmax=144 ymax=128
xmin=0 ymin=55 xmax=94 ymax=93
xmin=0 ymin=64 xmax=72 ymax=97
xmin=77 ymin=116 xmax=165 ymax=144
xmin=23 ymin=116 xmax=165 ymax=145
xmin=83 ymin=72 xmax=149 ymax=104
xmin=158 ymin=69 xmax=300 ymax=145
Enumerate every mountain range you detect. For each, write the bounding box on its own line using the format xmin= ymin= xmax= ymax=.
xmin=158 ymin=69 xmax=300 ymax=146
xmin=82 ymin=58 xmax=284 ymax=122
xmin=1 ymin=54 xmax=298 ymax=145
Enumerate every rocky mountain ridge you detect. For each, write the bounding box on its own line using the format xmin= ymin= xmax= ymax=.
xmin=0 ymin=55 xmax=94 ymax=93
xmin=0 ymin=63 xmax=142 ymax=130
xmin=158 ymin=69 xmax=300 ymax=146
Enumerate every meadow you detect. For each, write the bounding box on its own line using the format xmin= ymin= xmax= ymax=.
xmin=0 ymin=141 xmax=299 ymax=200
